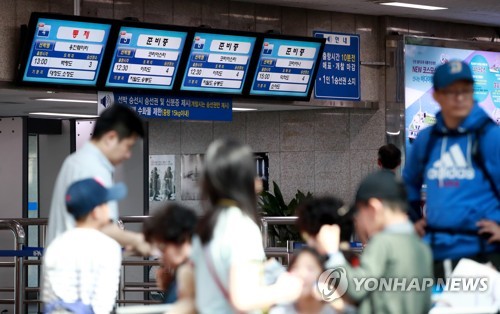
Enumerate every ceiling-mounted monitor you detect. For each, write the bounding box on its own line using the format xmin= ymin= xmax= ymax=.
xmin=19 ymin=13 xmax=112 ymax=87
xmin=105 ymin=25 xmax=189 ymax=90
xmin=249 ymin=37 xmax=324 ymax=100
xmin=180 ymin=32 xmax=257 ymax=95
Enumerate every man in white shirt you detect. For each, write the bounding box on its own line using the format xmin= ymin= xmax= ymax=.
xmin=43 ymin=178 xmax=127 ymax=314
xmin=46 ymin=105 xmax=150 ymax=255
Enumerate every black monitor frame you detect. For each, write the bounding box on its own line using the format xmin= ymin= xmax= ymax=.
xmin=244 ymin=33 xmax=326 ymax=102
xmin=175 ymin=27 xmax=260 ymax=98
xmin=98 ymin=19 xmax=193 ymax=93
xmin=16 ymin=12 xmax=115 ymax=90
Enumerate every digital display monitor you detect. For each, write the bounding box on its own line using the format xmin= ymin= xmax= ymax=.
xmin=405 ymin=44 xmax=500 ymax=153
xmin=249 ymin=38 xmax=322 ymax=98
xmin=180 ymin=32 xmax=257 ymax=94
xmin=22 ymin=17 xmax=111 ymax=86
xmin=106 ymin=26 xmax=188 ymax=90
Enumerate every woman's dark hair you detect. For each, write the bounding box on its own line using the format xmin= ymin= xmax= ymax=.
xmin=143 ymin=204 xmax=198 ymax=245
xmin=92 ymin=105 xmax=145 ymax=140
xmin=288 ymin=247 xmax=327 ymax=272
xmin=296 ymin=197 xmax=353 ymax=242
xmin=198 ymin=139 xmax=258 ymax=245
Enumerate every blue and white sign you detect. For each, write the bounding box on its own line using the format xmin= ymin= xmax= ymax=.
xmin=23 ymin=18 xmax=111 ymax=86
xmin=106 ymin=27 xmax=188 ymax=90
xmin=250 ymin=38 xmax=322 ymax=97
xmin=313 ymin=31 xmax=360 ymax=100
xmin=99 ymin=92 xmax=232 ymax=121
xmin=181 ymin=33 xmax=257 ymax=94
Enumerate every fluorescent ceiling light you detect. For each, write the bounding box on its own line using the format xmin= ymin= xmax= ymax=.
xmin=29 ymin=112 xmax=98 ymax=118
xmin=232 ymin=107 xmax=257 ymax=111
xmin=386 ymin=131 xmax=401 ymax=135
xmin=380 ymin=2 xmax=447 ymax=10
xmin=35 ymin=98 xmax=97 ymax=104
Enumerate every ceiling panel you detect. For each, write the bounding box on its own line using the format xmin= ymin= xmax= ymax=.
xmin=236 ymin=0 xmax=500 ymax=27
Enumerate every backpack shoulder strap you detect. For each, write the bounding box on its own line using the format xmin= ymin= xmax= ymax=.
xmin=417 ymin=124 xmax=440 ymax=185
xmin=472 ymin=119 xmax=500 ymax=201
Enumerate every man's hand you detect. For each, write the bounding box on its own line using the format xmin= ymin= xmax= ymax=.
xmin=316 ymin=224 xmax=341 ymax=255
xmin=414 ymin=218 xmax=427 ymax=237
xmin=477 ymin=220 xmax=500 ymax=244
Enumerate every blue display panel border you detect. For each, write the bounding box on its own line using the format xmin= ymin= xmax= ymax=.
xmin=102 ymin=21 xmax=192 ymax=92
xmin=244 ymin=33 xmax=325 ymax=101
xmin=17 ymin=12 xmax=115 ymax=90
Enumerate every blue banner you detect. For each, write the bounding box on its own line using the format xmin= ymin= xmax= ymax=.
xmin=0 ymin=247 xmax=44 ymax=257
xmin=313 ymin=31 xmax=360 ymax=101
xmin=103 ymin=92 xmax=232 ymax=121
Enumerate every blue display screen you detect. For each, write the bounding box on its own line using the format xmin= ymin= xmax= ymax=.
xmin=250 ymin=38 xmax=322 ymax=97
xmin=180 ymin=33 xmax=257 ymax=94
xmin=106 ymin=27 xmax=188 ymax=90
xmin=22 ymin=18 xmax=111 ymax=86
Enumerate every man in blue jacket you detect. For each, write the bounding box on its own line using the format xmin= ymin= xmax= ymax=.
xmin=403 ymin=60 xmax=500 ymax=278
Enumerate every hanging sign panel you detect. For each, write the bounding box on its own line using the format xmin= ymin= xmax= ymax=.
xmin=98 ymin=91 xmax=232 ymax=121
xmin=105 ymin=26 xmax=188 ymax=90
xmin=180 ymin=32 xmax=257 ymax=94
xmin=313 ymin=31 xmax=360 ymax=101
xmin=249 ymin=38 xmax=322 ymax=99
xmin=22 ymin=17 xmax=112 ymax=86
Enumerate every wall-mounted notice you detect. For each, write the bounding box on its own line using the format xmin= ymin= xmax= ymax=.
xmin=106 ymin=27 xmax=188 ymax=90
xmin=22 ymin=18 xmax=111 ymax=86
xmin=149 ymin=155 xmax=176 ymax=202
xmin=181 ymin=154 xmax=204 ymax=200
xmin=313 ymin=31 xmax=360 ymax=100
xmin=98 ymin=92 xmax=232 ymax=121
xmin=181 ymin=32 xmax=257 ymax=94
xmin=405 ymin=44 xmax=500 ymax=152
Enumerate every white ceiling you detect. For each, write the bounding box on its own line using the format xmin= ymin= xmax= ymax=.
xmin=2 ymin=0 xmax=500 ymax=117
xmin=238 ymin=0 xmax=500 ymax=27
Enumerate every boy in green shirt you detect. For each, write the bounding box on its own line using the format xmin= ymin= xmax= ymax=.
xmin=317 ymin=170 xmax=433 ymax=314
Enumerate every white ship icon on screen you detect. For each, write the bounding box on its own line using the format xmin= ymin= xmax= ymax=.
xmin=37 ymin=23 xmax=51 ymax=37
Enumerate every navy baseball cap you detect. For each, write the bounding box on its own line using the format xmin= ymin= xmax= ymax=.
xmin=354 ymin=170 xmax=408 ymax=209
xmin=433 ymin=60 xmax=474 ymax=90
xmin=65 ymin=178 xmax=127 ymax=219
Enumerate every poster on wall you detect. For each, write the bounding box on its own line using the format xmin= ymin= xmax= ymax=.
xmin=254 ymin=153 xmax=269 ymax=192
xmin=181 ymin=154 xmax=204 ymax=200
xmin=405 ymin=44 xmax=500 ymax=154
xmin=149 ymin=155 xmax=176 ymax=201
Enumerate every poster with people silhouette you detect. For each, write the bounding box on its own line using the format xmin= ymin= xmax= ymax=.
xmin=149 ymin=155 xmax=176 ymax=201
xmin=181 ymin=154 xmax=204 ymax=200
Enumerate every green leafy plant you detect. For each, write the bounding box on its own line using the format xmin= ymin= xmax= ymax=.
xmin=259 ymin=181 xmax=313 ymax=246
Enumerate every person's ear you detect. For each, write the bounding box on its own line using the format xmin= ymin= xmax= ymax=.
xmin=377 ymin=159 xmax=382 ymax=168
xmin=102 ymin=130 xmax=119 ymax=146
xmin=432 ymin=90 xmax=440 ymax=103
xmin=367 ymin=198 xmax=384 ymax=214
xmin=90 ymin=207 xmax=100 ymax=220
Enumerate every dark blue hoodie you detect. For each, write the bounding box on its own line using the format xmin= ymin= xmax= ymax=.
xmin=404 ymin=103 xmax=500 ymax=261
